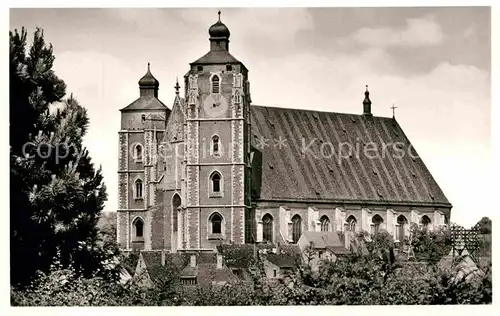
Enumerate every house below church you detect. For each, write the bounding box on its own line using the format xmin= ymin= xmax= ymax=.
xmin=298 ymin=231 xmax=351 ymax=272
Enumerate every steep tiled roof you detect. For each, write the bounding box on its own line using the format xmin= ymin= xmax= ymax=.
xmin=301 ymin=231 xmax=345 ymax=249
xmin=279 ymin=244 xmax=301 ymax=258
xmin=120 ymin=96 xmax=169 ymax=111
xmin=139 ymin=251 xmax=190 ymax=282
xmin=180 ymin=262 xmax=238 ymax=287
xmin=179 ymin=253 xmax=217 ymax=277
xmin=191 ymin=50 xmax=240 ymax=65
xmin=139 ymin=251 xmax=163 ymax=282
xmin=197 ymin=263 xmax=239 ymax=285
xmin=197 ymin=252 xmax=217 ymax=264
xmin=327 ymin=246 xmax=351 ymax=256
xmin=250 ymin=105 xmax=451 ymax=207
xmin=266 ymin=253 xmax=297 ymax=268
xmin=163 ymin=96 xmax=185 ymax=143
xmin=141 ymin=251 xmax=162 ymax=269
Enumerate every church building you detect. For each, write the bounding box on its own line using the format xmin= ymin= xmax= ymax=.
xmin=116 ymin=13 xmax=452 ymax=252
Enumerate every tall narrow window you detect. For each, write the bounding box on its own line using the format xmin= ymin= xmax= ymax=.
xmin=212 ymin=135 xmax=220 ymax=156
xmin=211 ymin=172 xmax=221 ymax=193
xmin=291 ymin=215 xmax=302 ymax=243
xmin=133 ymin=218 xmax=144 ymax=238
xmin=421 ymin=215 xmax=431 ymax=229
xmin=372 ymin=215 xmax=383 ymax=234
xmin=135 ymin=179 xmax=143 ymax=199
xmin=212 ymin=75 xmax=220 ymax=94
xmin=135 ymin=144 xmax=143 ymax=162
xmin=397 ymin=215 xmax=408 ymax=241
xmin=234 ymin=90 xmax=241 ymax=104
xmin=320 ymin=215 xmax=330 ymax=232
xmin=210 ymin=213 xmax=223 ymax=234
xmin=262 ymin=214 xmax=273 ymax=243
xmin=347 ymin=215 xmax=357 ymax=232
xmin=172 ymin=194 xmax=181 ymax=233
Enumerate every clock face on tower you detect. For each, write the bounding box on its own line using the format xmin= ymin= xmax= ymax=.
xmin=203 ymin=94 xmax=229 ymax=118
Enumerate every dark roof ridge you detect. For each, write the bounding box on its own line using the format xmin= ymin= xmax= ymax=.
xmin=251 ymin=104 xmax=392 ymax=119
xmin=254 ymin=197 xmax=452 ymax=208
xmin=120 ymin=95 xmax=169 ymax=112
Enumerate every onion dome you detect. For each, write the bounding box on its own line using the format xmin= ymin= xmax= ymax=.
xmin=209 ymin=11 xmax=230 ymax=39
xmin=139 ymin=62 xmax=159 ymax=88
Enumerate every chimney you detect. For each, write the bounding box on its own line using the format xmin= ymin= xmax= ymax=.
xmin=190 ymin=254 xmax=197 ymax=268
xmin=363 ymin=85 xmax=372 ymax=116
xmin=161 ymin=250 xmax=166 ymax=266
xmin=216 ymin=254 xmax=223 ymax=269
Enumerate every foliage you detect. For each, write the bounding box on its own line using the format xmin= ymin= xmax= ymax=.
xmin=474 ymin=217 xmax=491 ymax=234
xmin=12 ymin=251 xmax=492 ymax=306
xmin=410 ymin=224 xmax=452 ymax=265
xmin=216 ymin=244 xmax=272 ymax=270
xmin=10 ymin=27 xmax=117 ymax=287
xmin=97 ymin=211 xmax=117 ymax=241
xmin=364 ymin=229 xmax=395 ymax=256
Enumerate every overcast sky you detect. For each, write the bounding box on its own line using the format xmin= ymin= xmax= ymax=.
xmin=10 ymin=7 xmax=492 ymax=226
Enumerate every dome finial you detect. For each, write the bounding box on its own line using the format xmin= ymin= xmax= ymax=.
xmin=363 ymin=84 xmax=372 ymax=116
xmin=209 ymin=11 xmax=230 ymax=40
xmin=138 ymin=62 xmax=159 ymax=96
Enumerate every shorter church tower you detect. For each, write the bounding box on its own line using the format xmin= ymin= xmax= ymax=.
xmin=117 ymin=64 xmax=170 ymax=251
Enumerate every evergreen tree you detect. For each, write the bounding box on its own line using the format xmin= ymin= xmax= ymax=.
xmin=10 ymin=27 xmax=118 ymax=287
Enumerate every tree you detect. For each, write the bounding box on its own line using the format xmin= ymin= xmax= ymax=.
xmin=410 ymin=224 xmax=452 ymax=265
xmin=97 ymin=211 xmax=117 ymax=241
xmin=10 ymin=27 xmax=117 ymax=287
xmin=474 ymin=217 xmax=491 ymax=234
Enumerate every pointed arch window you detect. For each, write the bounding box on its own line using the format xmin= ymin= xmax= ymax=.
xmin=320 ymin=215 xmax=330 ymax=232
xmin=134 ymin=144 xmax=143 ymax=162
xmin=133 ymin=217 xmax=144 ymax=238
xmin=209 ymin=212 xmax=223 ymax=235
xmin=211 ymin=75 xmax=220 ymax=94
xmin=135 ymin=179 xmax=143 ymax=199
xmin=347 ymin=215 xmax=357 ymax=232
xmin=372 ymin=215 xmax=383 ymax=234
xmin=210 ymin=171 xmax=222 ymax=196
xmin=396 ymin=215 xmax=408 ymax=241
xmin=172 ymin=194 xmax=181 ymax=233
xmin=262 ymin=213 xmax=273 ymax=243
xmin=234 ymin=90 xmax=241 ymax=104
xmin=421 ymin=215 xmax=431 ymax=229
xmin=212 ymin=135 xmax=220 ymax=156
xmin=291 ymin=215 xmax=302 ymax=243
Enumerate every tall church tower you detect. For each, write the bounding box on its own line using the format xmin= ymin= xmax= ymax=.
xmin=117 ymin=64 xmax=170 ymax=251
xmin=182 ymin=12 xmax=253 ymax=249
